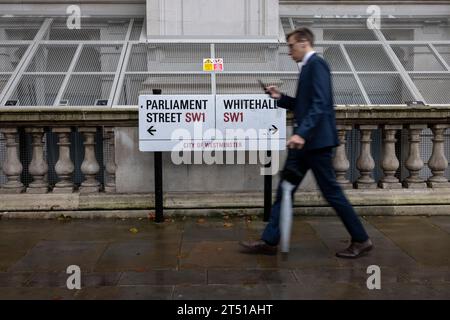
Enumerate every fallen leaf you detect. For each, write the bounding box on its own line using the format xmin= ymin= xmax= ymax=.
xmin=129 ymin=227 xmax=139 ymax=234
xmin=148 ymin=212 xmax=155 ymax=220
xmin=223 ymin=222 xmax=233 ymax=228
xmin=197 ymin=218 xmax=206 ymax=224
xmin=223 ymin=215 xmax=229 ymax=220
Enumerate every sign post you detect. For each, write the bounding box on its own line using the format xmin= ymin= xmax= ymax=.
xmin=139 ymin=93 xmax=286 ymax=222
xmin=152 ymin=89 xmax=164 ymax=223
xmin=264 ymin=150 xmax=272 ymax=222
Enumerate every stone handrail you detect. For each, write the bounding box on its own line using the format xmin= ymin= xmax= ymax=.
xmin=1 ymin=105 xmax=450 ymax=194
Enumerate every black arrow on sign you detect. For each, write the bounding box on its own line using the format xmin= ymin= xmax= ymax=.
xmin=147 ymin=126 xmax=157 ymax=136
xmin=269 ymin=125 xmax=278 ymax=135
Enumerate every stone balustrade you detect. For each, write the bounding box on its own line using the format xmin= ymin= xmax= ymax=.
xmin=0 ymin=106 xmax=449 ymax=194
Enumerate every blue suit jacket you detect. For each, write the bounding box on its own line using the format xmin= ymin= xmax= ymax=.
xmin=278 ymin=53 xmax=339 ymax=151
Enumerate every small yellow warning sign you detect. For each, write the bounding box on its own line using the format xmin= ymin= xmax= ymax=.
xmin=203 ymin=58 xmax=224 ymax=72
xmin=203 ymin=58 xmax=214 ymax=71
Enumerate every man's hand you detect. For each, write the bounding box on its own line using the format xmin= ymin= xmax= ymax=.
xmin=287 ymin=134 xmax=305 ymax=149
xmin=264 ymin=86 xmax=281 ymax=100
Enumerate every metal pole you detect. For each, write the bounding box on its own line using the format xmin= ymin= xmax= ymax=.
xmin=264 ymin=150 xmax=272 ymax=222
xmin=153 ymin=89 xmax=164 ymax=223
xmin=154 ymin=151 xmax=164 ymax=223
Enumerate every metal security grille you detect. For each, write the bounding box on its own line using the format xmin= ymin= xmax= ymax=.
xmin=26 ymin=44 xmax=78 ymax=72
xmin=74 ymin=45 xmax=123 ymax=72
xmin=1 ymin=16 xmax=450 ymax=186
xmin=117 ymin=74 xmax=212 ymax=105
xmin=62 ymin=74 xmax=115 ymax=106
xmin=0 ymin=75 xmax=11 ymax=96
xmin=0 ymin=18 xmax=44 ymax=41
xmin=0 ymin=132 xmax=5 ymax=185
xmin=410 ymin=74 xmax=450 ymax=104
xmin=434 ymin=45 xmax=450 ymax=66
xmin=0 ymin=45 xmax=29 ymax=72
xmin=129 ymin=19 xmax=144 ymax=41
xmin=8 ymin=74 xmax=65 ymax=106
xmin=216 ymin=74 xmax=297 ymax=96
xmin=359 ymin=74 xmax=415 ymax=104
xmin=127 ymin=43 xmax=210 ymax=72
xmin=46 ymin=18 xmax=130 ymax=41
xmin=391 ymin=44 xmax=448 ymax=71
xmin=332 ymin=74 xmax=366 ymax=105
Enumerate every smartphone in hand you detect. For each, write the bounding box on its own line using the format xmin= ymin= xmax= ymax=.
xmin=258 ymin=80 xmax=268 ymax=93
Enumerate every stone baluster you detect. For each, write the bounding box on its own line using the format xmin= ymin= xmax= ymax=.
xmin=0 ymin=128 xmax=24 ymax=193
xmin=355 ymin=125 xmax=377 ymax=189
xmin=104 ymin=127 xmax=117 ymax=193
xmin=332 ymin=125 xmax=352 ymax=189
xmin=25 ymin=128 xmax=48 ymax=193
xmin=379 ymin=125 xmax=402 ymax=189
xmin=79 ymin=127 xmax=100 ymax=193
xmin=404 ymin=124 xmax=427 ymax=188
xmin=53 ymin=128 xmax=75 ymax=193
xmin=427 ymin=124 xmax=450 ymax=188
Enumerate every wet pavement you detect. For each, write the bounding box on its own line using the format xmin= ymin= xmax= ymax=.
xmin=0 ymin=215 xmax=448 ymax=299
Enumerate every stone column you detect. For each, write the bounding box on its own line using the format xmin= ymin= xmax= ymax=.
xmin=379 ymin=125 xmax=402 ymax=189
xmin=25 ymin=128 xmax=48 ymax=193
xmin=404 ymin=124 xmax=427 ymax=188
xmin=355 ymin=125 xmax=377 ymax=189
xmin=427 ymin=124 xmax=450 ymax=188
xmin=53 ymin=128 xmax=74 ymax=193
xmin=0 ymin=128 xmax=24 ymax=193
xmin=332 ymin=125 xmax=352 ymax=189
xmin=104 ymin=127 xmax=116 ymax=193
xmin=79 ymin=127 xmax=100 ymax=193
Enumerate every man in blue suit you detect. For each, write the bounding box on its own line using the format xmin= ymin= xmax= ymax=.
xmin=240 ymin=27 xmax=373 ymax=258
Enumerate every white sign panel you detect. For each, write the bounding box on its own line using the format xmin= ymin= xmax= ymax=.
xmin=139 ymin=95 xmax=215 ymax=151
xmin=215 ymin=94 xmax=286 ymax=150
xmin=139 ymin=94 xmax=286 ymax=151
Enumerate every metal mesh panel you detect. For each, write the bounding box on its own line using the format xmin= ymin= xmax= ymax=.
xmin=281 ymin=17 xmax=292 ymax=34
xmin=47 ymin=18 xmax=130 ymax=41
xmin=118 ymin=74 xmax=212 ymax=105
xmin=381 ymin=29 xmax=414 ymax=41
xmin=0 ymin=132 xmax=6 ymax=185
xmin=391 ymin=45 xmax=446 ymax=71
xmin=410 ymin=74 xmax=450 ymax=104
xmin=345 ymin=45 xmax=396 ymax=71
xmin=418 ymin=128 xmax=433 ymax=180
xmin=434 ymin=45 xmax=450 ymax=66
xmin=8 ymin=74 xmax=65 ymax=106
xmin=68 ymin=129 xmax=104 ymax=187
xmin=127 ymin=43 xmax=210 ymax=72
xmin=26 ymin=44 xmax=78 ymax=72
xmin=216 ymin=74 xmax=297 ymax=95
xmin=215 ymin=43 xmax=280 ymax=72
xmin=0 ymin=18 xmax=43 ymax=41
xmin=0 ymin=45 xmax=29 ymax=72
xmin=19 ymin=129 xmax=32 ymax=187
xmin=332 ymin=74 xmax=366 ymax=105
xmin=323 ymin=29 xmax=377 ymax=41
xmin=278 ymin=44 xmax=299 ymax=72
xmin=359 ymin=74 xmax=415 ymax=104
xmin=129 ymin=19 xmax=144 ymax=41
xmin=0 ymin=74 xmax=11 ymax=95
xmin=62 ymin=74 xmax=114 ymax=106
xmin=74 ymin=45 xmax=123 ymax=72
xmin=316 ymin=45 xmax=351 ymax=71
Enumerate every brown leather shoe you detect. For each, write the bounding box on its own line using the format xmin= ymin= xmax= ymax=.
xmin=336 ymin=239 xmax=373 ymax=259
xmin=239 ymin=240 xmax=277 ymax=255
